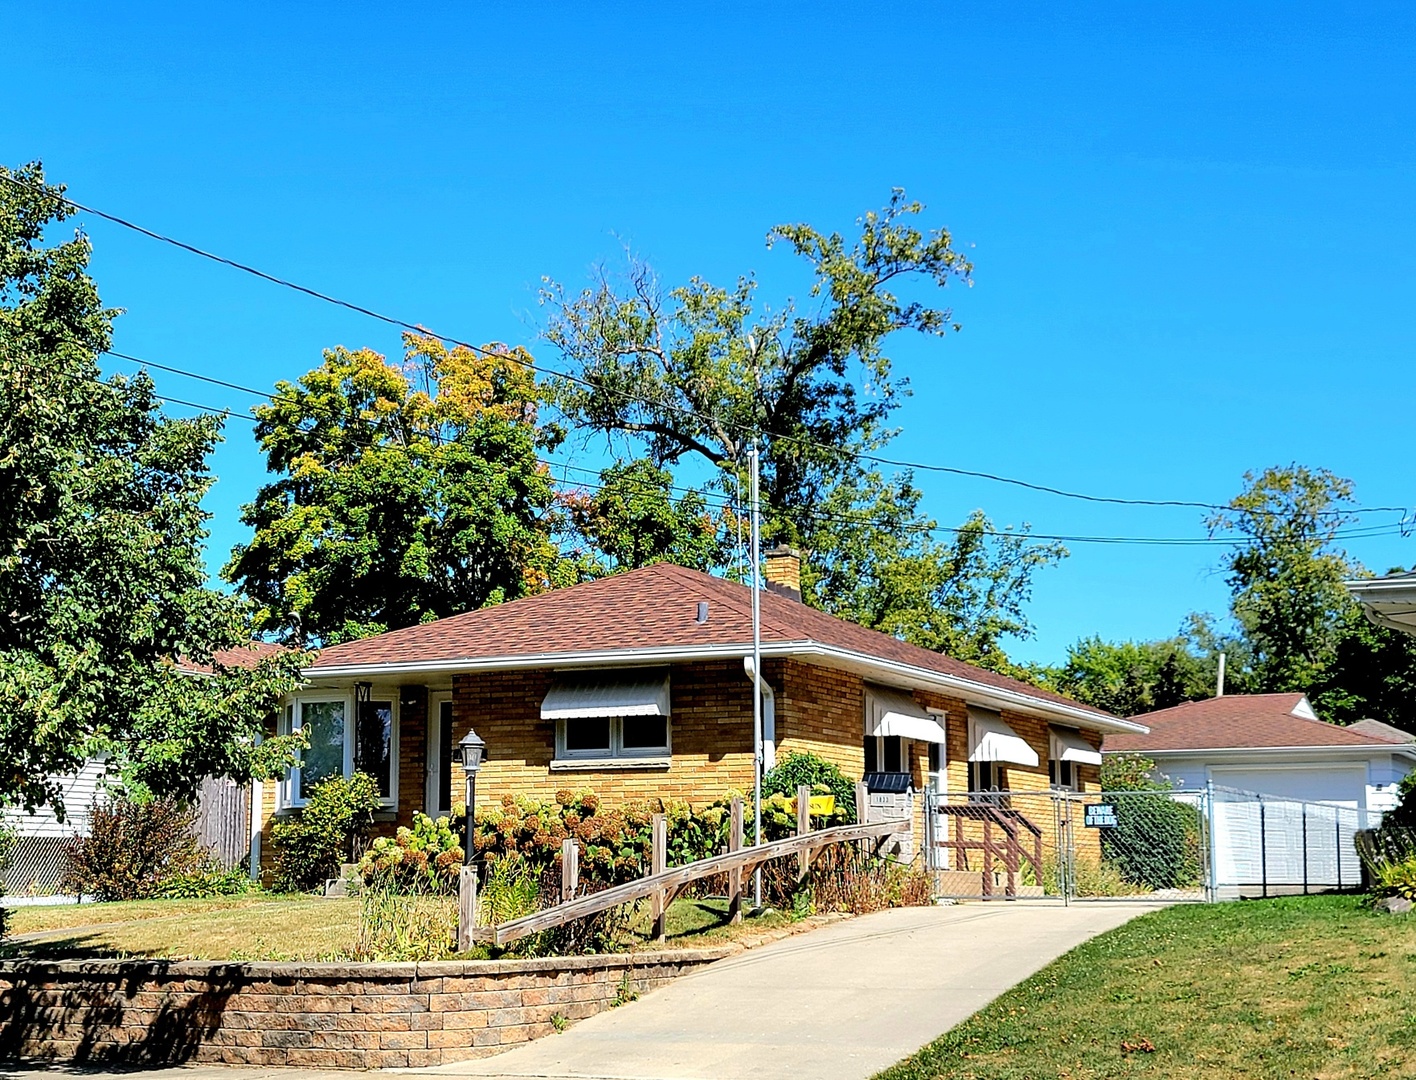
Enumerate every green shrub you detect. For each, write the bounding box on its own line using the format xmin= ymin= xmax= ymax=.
xmin=1097 ymin=752 xmax=1200 ymax=891
xmin=271 ymin=772 xmax=380 ymax=893
xmin=157 ymin=863 xmax=253 ymax=899
xmin=60 ymin=796 xmax=208 ymax=901
xmin=359 ymin=812 xmax=464 ymax=894
xmin=762 ymin=752 xmax=858 ymax=825
xmin=468 ymin=790 xmax=731 ymax=887
xmin=1370 ymin=855 xmax=1416 ymax=901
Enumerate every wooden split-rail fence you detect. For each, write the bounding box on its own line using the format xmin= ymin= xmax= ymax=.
xmin=457 ymin=783 xmax=910 ymax=950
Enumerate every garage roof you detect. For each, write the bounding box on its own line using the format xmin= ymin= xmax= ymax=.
xmin=1104 ymin=693 xmax=1415 ymax=753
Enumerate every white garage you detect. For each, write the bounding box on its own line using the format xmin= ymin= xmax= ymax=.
xmin=1105 ymin=693 xmax=1416 ymax=896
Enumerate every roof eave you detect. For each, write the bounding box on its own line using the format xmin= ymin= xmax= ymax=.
xmin=304 ymin=639 xmax=1145 ymax=736
xmin=1104 ymin=743 xmax=1416 ymax=760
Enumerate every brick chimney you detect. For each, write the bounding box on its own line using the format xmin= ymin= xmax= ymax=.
xmin=762 ymin=545 xmax=803 ymax=602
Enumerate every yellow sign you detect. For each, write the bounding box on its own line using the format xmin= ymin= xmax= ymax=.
xmin=809 ymin=795 xmax=836 ymax=816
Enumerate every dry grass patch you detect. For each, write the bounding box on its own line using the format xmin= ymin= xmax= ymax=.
xmin=4 ymin=895 xmax=359 ymax=960
xmin=876 ymin=895 xmax=1416 ymax=1080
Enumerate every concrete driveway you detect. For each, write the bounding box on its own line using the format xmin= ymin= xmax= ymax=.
xmin=0 ymin=901 xmax=1158 ymax=1080
xmin=434 ymin=900 xmax=1157 ymax=1080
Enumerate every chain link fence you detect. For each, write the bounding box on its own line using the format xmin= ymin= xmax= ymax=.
xmin=925 ymin=784 xmax=1381 ymax=903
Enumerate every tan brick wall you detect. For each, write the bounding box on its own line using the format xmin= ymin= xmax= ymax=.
xmin=450 ymin=660 xmax=756 ymax=809
xmin=255 ymin=658 xmax=1110 ymax=879
xmin=0 ymin=951 xmax=727 ymax=1069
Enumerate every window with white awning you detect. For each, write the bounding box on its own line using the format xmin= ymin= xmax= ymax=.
xmin=967 ymin=707 xmax=1038 ymax=794
xmin=543 ymin=668 xmax=671 ymax=762
xmin=1049 ymin=726 xmax=1100 ymax=790
xmin=863 ymin=685 xmax=946 ymax=778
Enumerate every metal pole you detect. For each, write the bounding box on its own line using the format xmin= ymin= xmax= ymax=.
xmin=1336 ymin=813 xmax=1343 ymax=891
xmin=464 ymin=774 xmax=476 ymax=866
xmin=1259 ymin=798 xmax=1267 ymax=899
xmin=750 ymin=442 xmax=763 ymax=908
xmin=1206 ymin=780 xmax=1217 ymax=903
xmin=1301 ymin=803 xmax=1308 ymax=895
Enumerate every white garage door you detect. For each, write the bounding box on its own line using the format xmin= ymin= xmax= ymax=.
xmin=1209 ymin=765 xmax=1364 ymax=808
xmin=1209 ymin=764 xmax=1367 ymax=892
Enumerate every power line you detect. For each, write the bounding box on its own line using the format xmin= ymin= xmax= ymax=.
xmin=10 ymin=171 xmax=1384 ymax=519
xmin=78 ymin=355 xmax=1413 ymax=549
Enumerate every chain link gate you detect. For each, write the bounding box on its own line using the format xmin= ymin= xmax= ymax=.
xmin=925 ymin=788 xmax=1212 ymax=902
xmin=924 ymin=785 xmax=1381 ymax=902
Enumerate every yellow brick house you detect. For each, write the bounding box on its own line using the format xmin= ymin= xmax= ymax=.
xmin=256 ymin=553 xmax=1146 ymax=887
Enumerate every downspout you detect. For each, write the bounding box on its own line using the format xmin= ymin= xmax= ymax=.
xmin=743 ymin=657 xmax=776 ymax=773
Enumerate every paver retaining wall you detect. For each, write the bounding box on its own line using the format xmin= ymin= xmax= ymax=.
xmin=0 ymin=948 xmax=731 ymax=1069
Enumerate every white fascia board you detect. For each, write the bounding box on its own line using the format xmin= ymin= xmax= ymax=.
xmin=775 ymin=642 xmax=1147 ymax=735
xmin=304 ymin=639 xmax=1144 ymax=735
xmin=1105 ymin=743 xmax=1416 ymax=763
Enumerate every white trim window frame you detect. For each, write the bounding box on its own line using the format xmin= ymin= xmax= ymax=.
xmin=554 ymin=714 xmax=672 ymax=763
xmin=425 ymin=692 xmax=454 ymax=819
xmin=1049 ymin=757 xmax=1080 ymax=792
xmin=278 ymin=690 xmax=400 ymax=811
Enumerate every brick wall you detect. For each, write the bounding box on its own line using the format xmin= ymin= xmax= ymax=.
xmin=254 ymin=657 xmax=1112 ymax=878
xmin=450 ymin=660 xmax=757 ymax=807
xmin=0 ymin=950 xmax=729 ymax=1069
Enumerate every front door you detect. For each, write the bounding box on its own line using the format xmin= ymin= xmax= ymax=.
xmin=425 ymin=693 xmax=454 ymax=818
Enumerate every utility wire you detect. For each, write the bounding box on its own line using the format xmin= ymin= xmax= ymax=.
xmin=75 ymin=355 xmax=1413 ymax=549
xmin=11 ymin=172 xmax=1390 ymax=519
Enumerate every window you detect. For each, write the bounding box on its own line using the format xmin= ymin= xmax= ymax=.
xmin=1049 ymin=758 xmax=1077 ymax=791
xmin=969 ymin=760 xmax=1002 ymax=795
xmin=863 ymin=735 xmax=908 ymax=774
xmin=356 ymin=699 xmax=395 ymax=800
xmin=557 ymin=715 xmax=669 ymax=761
xmin=543 ymin=668 xmax=672 ymax=765
xmin=279 ymin=692 xmax=398 ymax=809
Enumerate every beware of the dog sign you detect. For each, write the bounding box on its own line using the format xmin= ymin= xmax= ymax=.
xmin=1084 ymin=803 xmax=1118 ymax=828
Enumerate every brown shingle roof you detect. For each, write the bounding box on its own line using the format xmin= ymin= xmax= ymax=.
xmin=178 ymin=641 xmax=287 ymax=675
xmin=1105 ymin=693 xmax=1411 ymax=752
xmin=311 ymin=563 xmax=1114 ymax=720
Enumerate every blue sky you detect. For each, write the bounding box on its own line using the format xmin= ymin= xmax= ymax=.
xmin=5 ymin=2 xmax=1415 ymax=663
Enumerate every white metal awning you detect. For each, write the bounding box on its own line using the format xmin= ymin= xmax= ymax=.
xmin=1050 ymin=727 xmax=1102 ymax=766
xmin=541 ymin=668 xmax=670 ymax=720
xmin=867 ymin=686 xmax=948 ymax=744
xmin=968 ymin=710 xmax=1039 ymax=766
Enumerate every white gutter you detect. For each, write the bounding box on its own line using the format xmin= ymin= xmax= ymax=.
xmin=1104 ymin=743 xmax=1416 ymax=762
xmin=1343 ymin=577 xmax=1416 ymax=634
xmin=305 ymin=639 xmax=1143 ymax=736
xmin=743 ymin=657 xmax=776 ymax=771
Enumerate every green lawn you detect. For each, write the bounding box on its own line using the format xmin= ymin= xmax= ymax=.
xmin=876 ymin=895 xmax=1416 ymax=1080
xmin=2 ymin=893 xmax=790 ymax=961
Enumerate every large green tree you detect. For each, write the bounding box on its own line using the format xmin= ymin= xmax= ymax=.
xmin=225 ymin=335 xmax=570 ymax=644
xmin=542 ymin=191 xmax=1065 ymax=667
xmin=561 ymin=459 xmax=732 ymax=575
xmin=803 ymin=471 xmax=1066 ymax=673
xmin=1207 ymin=465 xmax=1358 ymax=694
xmin=542 ymin=189 xmax=972 ymax=541
xmin=0 ymin=162 xmax=303 ymax=814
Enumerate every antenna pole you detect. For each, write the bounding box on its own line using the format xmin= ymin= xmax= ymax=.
xmin=750 ymin=441 xmax=763 ymax=908
xmin=1216 ymin=652 xmax=1226 ymax=697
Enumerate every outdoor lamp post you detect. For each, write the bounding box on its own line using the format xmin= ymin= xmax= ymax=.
xmin=458 ymin=728 xmax=486 ymax=866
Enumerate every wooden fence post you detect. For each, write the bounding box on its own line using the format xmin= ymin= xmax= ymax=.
xmin=728 ymin=797 xmax=744 ymax=924
xmin=561 ymin=838 xmax=579 ymax=904
xmin=797 ymin=785 xmax=813 ymax=881
xmin=651 ymin=813 xmax=668 ymax=942
xmin=457 ymin=865 xmax=479 ymax=953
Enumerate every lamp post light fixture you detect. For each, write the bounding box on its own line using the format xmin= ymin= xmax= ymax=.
xmin=458 ymin=728 xmax=487 ymax=867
